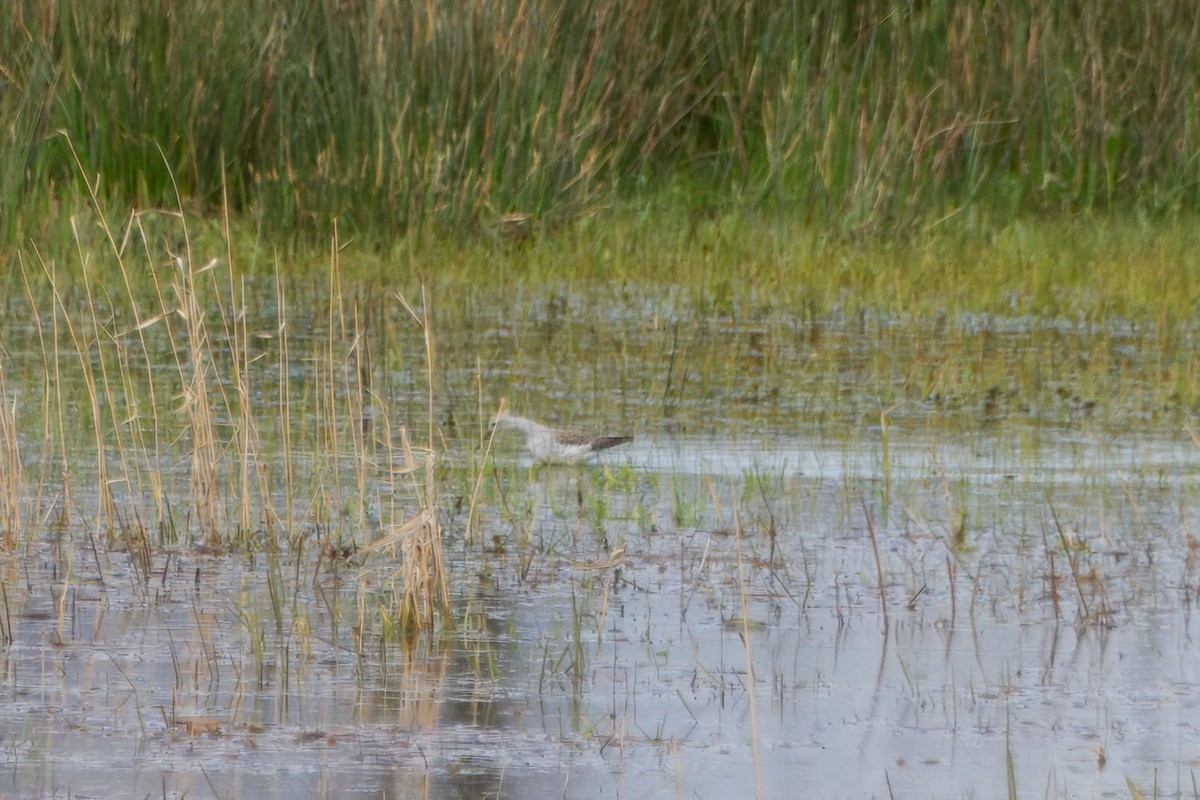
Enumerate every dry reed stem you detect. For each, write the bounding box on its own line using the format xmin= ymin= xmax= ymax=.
xmin=1186 ymin=424 xmax=1200 ymax=452
xmin=410 ymin=442 xmax=449 ymax=629
xmin=732 ymin=503 xmax=765 ymax=800
xmin=1045 ymin=496 xmax=1090 ymax=621
xmin=466 ymin=397 xmax=507 ymax=542
xmin=0 ymin=365 xmax=23 ymax=547
xmin=174 ymin=254 xmax=222 ymax=544
xmin=861 ymin=493 xmax=890 ymax=630
xmin=37 ymin=246 xmax=116 ymax=533
xmin=360 ymin=424 xmax=448 ymax=631
xmin=275 ymin=266 xmax=295 ymax=542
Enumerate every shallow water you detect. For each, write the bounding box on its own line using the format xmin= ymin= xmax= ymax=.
xmin=2 ymin=278 xmax=1199 ymax=798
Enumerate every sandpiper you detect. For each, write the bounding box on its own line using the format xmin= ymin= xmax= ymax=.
xmin=488 ymin=402 xmax=632 ymax=465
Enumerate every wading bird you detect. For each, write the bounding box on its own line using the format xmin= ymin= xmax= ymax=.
xmin=488 ymin=401 xmax=632 ymax=465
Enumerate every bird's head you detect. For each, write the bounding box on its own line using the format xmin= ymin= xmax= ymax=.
xmin=487 ymin=398 xmax=510 ymax=436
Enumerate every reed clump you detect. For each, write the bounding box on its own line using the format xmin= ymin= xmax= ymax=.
xmin=2 ymin=1 xmax=1199 ymax=245
xmin=1 ymin=199 xmax=448 ymax=631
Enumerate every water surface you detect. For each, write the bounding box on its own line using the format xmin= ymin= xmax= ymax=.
xmin=1 ymin=277 xmax=1198 ymax=798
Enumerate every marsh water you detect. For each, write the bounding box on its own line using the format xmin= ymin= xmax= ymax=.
xmin=2 ymin=273 xmax=1200 ymax=799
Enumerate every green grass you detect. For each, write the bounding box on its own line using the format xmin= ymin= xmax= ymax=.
xmin=3 ymin=1 xmax=1200 ymax=246
xmin=305 ymin=207 xmax=1200 ymax=324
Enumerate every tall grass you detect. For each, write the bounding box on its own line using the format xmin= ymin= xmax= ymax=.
xmin=0 ymin=363 xmax=23 ymax=549
xmin=3 ymin=1 xmax=1199 ymax=245
xmin=1 ymin=189 xmax=448 ymax=630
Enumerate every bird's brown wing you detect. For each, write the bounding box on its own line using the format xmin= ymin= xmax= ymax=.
xmin=589 ymin=435 xmax=633 ymax=452
xmin=554 ymin=428 xmax=597 ymax=447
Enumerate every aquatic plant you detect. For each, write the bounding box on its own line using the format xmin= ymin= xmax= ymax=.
xmin=2 ymin=188 xmax=449 ymax=635
xmin=3 ymin=2 xmax=1200 ymax=245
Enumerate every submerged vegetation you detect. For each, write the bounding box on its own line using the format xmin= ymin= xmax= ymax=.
xmin=2 ymin=205 xmax=1199 ymax=794
xmin=3 ymin=3 xmax=1200 ymax=797
xmin=4 ymin=201 xmax=1199 ymax=557
xmin=1 ymin=207 xmax=452 ymax=636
